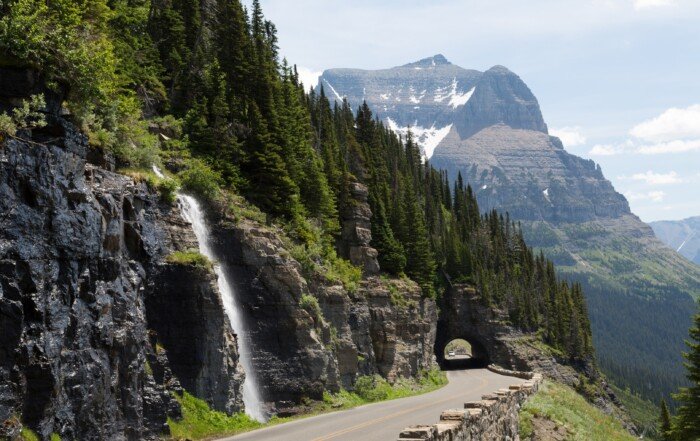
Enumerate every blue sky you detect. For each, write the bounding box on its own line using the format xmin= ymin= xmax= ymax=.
xmin=252 ymin=0 xmax=700 ymax=222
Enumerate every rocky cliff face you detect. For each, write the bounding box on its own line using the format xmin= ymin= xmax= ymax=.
xmin=338 ymin=181 xmax=380 ymax=275
xmin=206 ymin=203 xmax=437 ymax=414
xmin=0 ymin=76 xmax=243 ymax=439
xmin=433 ymin=124 xmax=630 ymax=223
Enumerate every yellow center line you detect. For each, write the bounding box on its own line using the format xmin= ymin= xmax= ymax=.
xmin=310 ymin=372 xmax=490 ymax=441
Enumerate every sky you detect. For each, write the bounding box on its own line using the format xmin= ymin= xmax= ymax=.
xmin=249 ymin=0 xmax=700 ymax=222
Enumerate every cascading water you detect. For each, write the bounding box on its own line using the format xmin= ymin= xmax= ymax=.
xmin=153 ymin=166 xmax=267 ymax=422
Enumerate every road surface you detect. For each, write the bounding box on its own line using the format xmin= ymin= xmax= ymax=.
xmin=223 ymin=368 xmax=526 ymax=441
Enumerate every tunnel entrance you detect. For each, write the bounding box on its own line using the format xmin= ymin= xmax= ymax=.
xmin=436 ymin=337 xmax=489 ymax=370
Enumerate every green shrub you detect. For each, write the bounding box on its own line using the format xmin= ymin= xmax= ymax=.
xmin=166 ymin=250 xmax=212 ymax=270
xmin=157 ymin=178 xmax=178 ymax=204
xmin=20 ymin=427 xmax=39 ymax=441
xmin=179 ymin=159 xmax=222 ymax=202
xmin=50 ymin=433 xmax=61 ymax=441
xmin=0 ymin=94 xmax=47 ymax=140
xmin=300 ymin=294 xmax=323 ymax=324
xmin=354 ymin=375 xmax=393 ymax=402
xmin=168 ymin=391 xmax=262 ymax=440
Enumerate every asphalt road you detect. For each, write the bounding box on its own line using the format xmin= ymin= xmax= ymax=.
xmin=223 ymin=368 xmax=526 ymax=441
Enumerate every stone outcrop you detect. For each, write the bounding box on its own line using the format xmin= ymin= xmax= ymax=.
xmin=397 ymin=373 xmax=543 ymax=441
xmin=338 ymin=181 xmax=380 ymax=275
xmin=206 ymin=201 xmax=436 ymax=413
xmin=436 ymin=284 xmax=525 ymax=370
xmin=0 ymin=78 xmax=243 ymax=439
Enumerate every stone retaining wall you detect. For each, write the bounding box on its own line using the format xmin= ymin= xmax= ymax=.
xmin=486 ymin=364 xmax=536 ymax=380
xmin=397 ymin=372 xmax=543 ymax=441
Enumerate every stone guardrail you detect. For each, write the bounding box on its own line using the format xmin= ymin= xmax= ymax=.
xmin=486 ymin=364 xmax=537 ymax=379
xmin=397 ymin=369 xmax=543 ymax=441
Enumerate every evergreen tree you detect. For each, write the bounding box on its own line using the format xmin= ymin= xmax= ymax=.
xmin=671 ymin=303 xmax=700 ymax=440
xmin=659 ymin=399 xmax=672 ymax=440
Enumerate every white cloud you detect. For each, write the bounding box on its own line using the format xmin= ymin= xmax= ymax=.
xmin=590 ymin=139 xmax=700 ymax=155
xmin=630 ymin=104 xmax=700 ymax=142
xmin=295 ymin=66 xmax=322 ymax=89
xmin=590 ymin=144 xmax=621 ymax=155
xmin=617 ymin=170 xmax=683 ymax=184
xmin=589 ymin=139 xmax=635 ymax=156
xmin=637 ymin=139 xmax=700 ymax=154
xmin=551 ymin=126 xmax=587 ymax=147
xmin=624 ymin=190 xmax=666 ymax=202
xmin=633 ymin=0 xmax=676 ymax=10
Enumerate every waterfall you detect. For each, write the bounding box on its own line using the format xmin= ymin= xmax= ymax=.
xmin=153 ymin=167 xmax=267 ymax=422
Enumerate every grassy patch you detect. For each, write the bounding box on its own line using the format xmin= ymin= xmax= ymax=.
xmin=519 ymin=380 xmax=635 ymax=441
xmin=313 ymin=368 xmax=447 ymax=413
xmin=166 ymin=250 xmax=212 ymax=270
xmin=289 ymin=240 xmax=361 ymax=293
xmin=300 ymin=293 xmax=323 ymax=325
xmin=20 ymin=428 xmax=39 ymax=441
xmin=168 ymin=392 xmax=263 ymax=440
xmin=117 ymin=167 xmax=179 ymax=204
xmin=167 ymin=369 xmax=446 ymax=440
xmin=609 ymin=384 xmax=660 ymax=439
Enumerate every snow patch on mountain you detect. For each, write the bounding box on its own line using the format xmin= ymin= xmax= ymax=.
xmin=322 ymin=78 xmax=345 ymax=102
xmin=386 ymin=117 xmax=452 ymax=159
xmin=449 ymin=86 xmax=475 ymax=109
xmin=432 ymin=78 xmax=475 ymax=108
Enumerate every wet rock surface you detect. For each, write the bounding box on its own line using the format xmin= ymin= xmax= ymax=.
xmin=0 ymin=112 xmax=243 ymax=439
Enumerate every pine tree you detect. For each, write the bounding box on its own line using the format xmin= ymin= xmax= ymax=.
xmin=672 ymin=303 xmax=700 ymax=440
xmin=659 ymin=399 xmax=672 ymax=440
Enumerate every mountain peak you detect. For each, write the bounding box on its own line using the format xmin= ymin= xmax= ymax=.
xmin=402 ymin=54 xmax=451 ymax=68
xmin=485 ymin=65 xmax=513 ymax=74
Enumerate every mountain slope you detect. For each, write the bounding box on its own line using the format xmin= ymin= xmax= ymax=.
xmin=650 ymin=216 xmax=700 ymax=265
xmin=318 ymin=56 xmax=700 ymax=404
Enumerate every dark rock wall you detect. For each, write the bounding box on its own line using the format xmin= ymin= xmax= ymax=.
xmin=0 ymin=114 xmax=243 ymax=439
xmin=146 ymin=265 xmax=244 ymax=415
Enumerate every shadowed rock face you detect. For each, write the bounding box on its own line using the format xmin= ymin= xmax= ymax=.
xmin=0 ymin=75 xmax=243 ymax=439
xmin=454 ymin=65 xmax=547 ymax=139
xmin=206 ymin=214 xmax=437 ymax=412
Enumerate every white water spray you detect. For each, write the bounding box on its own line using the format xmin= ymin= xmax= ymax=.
xmin=153 ymin=166 xmax=267 ymax=421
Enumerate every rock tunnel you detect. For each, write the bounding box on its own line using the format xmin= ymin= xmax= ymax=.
xmin=435 ymin=283 xmax=529 ymax=371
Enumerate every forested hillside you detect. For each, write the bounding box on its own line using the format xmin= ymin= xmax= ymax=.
xmin=1 ymin=0 xmax=592 ymax=366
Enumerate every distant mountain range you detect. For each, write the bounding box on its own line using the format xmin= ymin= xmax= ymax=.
xmin=317 ymin=55 xmax=700 ymax=403
xmin=651 ymin=216 xmax=700 ymax=265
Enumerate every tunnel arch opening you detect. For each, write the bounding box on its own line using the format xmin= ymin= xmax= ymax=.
xmin=436 ymin=336 xmax=489 ymax=370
